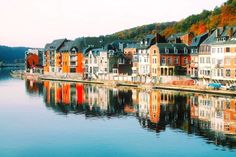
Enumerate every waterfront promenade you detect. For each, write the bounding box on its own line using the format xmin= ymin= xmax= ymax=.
xmin=19 ymin=72 xmax=236 ymax=96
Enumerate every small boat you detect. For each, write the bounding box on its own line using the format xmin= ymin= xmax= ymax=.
xmin=10 ymin=70 xmax=24 ymax=78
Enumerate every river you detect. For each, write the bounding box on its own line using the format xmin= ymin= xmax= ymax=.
xmin=0 ymin=68 xmax=235 ymax=157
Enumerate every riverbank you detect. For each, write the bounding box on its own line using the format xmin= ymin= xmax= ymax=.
xmin=13 ymin=71 xmax=236 ymax=96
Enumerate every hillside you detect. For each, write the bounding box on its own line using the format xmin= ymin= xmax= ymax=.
xmin=0 ymin=45 xmax=29 ymax=63
xmin=1 ymin=0 xmax=235 ymax=63
xmin=108 ymin=0 xmax=236 ymax=39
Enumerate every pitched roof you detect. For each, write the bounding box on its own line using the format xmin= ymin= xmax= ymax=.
xmin=72 ymin=37 xmax=104 ymax=52
xmin=202 ymin=26 xmax=236 ymax=45
xmin=90 ymin=48 xmax=104 ymax=56
xmin=44 ymin=43 xmax=51 ymax=51
xmin=167 ymin=32 xmax=186 ymax=41
xmin=58 ymin=41 xmax=73 ymax=52
xmin=191 ymin=32 xmax=208 ymax=47
xmin=156 ymin=43 xmax=189 ymax=54
xmin=49 ymin=39 xmax=67 ymax=51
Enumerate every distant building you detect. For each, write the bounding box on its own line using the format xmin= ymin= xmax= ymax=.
xmin=150 ymin=43 xmax=190 ymax=76
xmin=25 ymin=48 xmax=44 ymax=73
xmin=188 ymin=32 xmax=209 ymax=78
xmin=198 ymin=26 xmax=236 ymax=84
xmin=167 ymin=32 xmax=194 ymax=46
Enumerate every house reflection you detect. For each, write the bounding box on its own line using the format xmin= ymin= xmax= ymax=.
xmin=25 ymin=80 xmax=236 ymax=148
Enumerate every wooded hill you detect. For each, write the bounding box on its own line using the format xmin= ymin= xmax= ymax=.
xmin=107 ymin=0 xmax=236 ymax=40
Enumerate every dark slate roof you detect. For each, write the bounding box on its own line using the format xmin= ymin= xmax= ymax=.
xmin=156 ymin=43 xmax=189 ymax=54
xmin=167 ymin=32 xmax=186 ymax=41
xmin=145 ymin=34 xmax=155 ymax=40
xmin=44 ymin=43 xmax=51 ymax=51
xmin=136 ymin=34 xmax=157 ymax=50
xmin=125 ymin=43 xmax=138 ymax=48
xmin=49 ymin=39 xmax=67 ymax=51
xmin=72 ymin=37 xmax=104 ymax=52
xmin=202 ymin=26 xmax=236 ymax=45
xmin=59 ymin=41 xmax=73 ymax=52
xmin=90 ymin=48 xmax=104 ymax=56
xmin=136 ymin=43 xmax=150 ymax=50
xmin=191 ymin=32 xmax=208 ymax=47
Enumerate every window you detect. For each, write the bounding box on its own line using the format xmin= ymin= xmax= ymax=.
xmin=217 ymin=69 xmax=220 ymax=76
xmin=225 ymin=58 xmax=230 ymax=65
xmin=165 ymin=48 xmax=169 ymax=54
xmin=200 ymin=57 xmax=205 ymax=64
xmin=226 ymin=47 xmax=230 ymax=52
xmin=206 ymin=57 xmax=211 ymax=64
xmin=153 ymin=58 xmax=157 ymax=64
xmin=174 ymin=57 xmax=178 ymax=64
xmin=226 ymin=69 xmax=231 ymax=77
xmin=167 ymin=57 xmax=171 ymax=65
xmin=212 ymin=58 xmax=215 ymax=64
xmin=184 ymin=47 xmax=188 ymax=54
xmin=119 ymin=58 xmax=125 ymax=64
xmin=174 ymin=47 xmax=178 ymax=54
xmin=70 ymin=68 xmax=76 ymax=73
xmin=184 ymin=57 xmax=188 ymax=64
xmin=161 ymin=57 xmax=166 ymax=64
xmin=113 ymin=69 xmax=118 ymax=74
xmin=154 ymin=50 xmax=156 ymax=54
xmin=212 ymin=48 xmax=216 ymax=53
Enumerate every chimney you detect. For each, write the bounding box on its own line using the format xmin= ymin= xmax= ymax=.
xmin=156 ymin=33 xmax=166 ymax=43
xmin=228 ymin=27 xmax=234 ymax=38
xmin=216 ymin=28 xmax=220 ymax=38
xmin=207 ymin=29 xmax=212 ymax=37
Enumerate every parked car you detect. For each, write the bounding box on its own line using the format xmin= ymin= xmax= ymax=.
xmin=208 ymin=83 xmax=222 ymax=90
xmin=227 ymin=85 xmax=236 ymax=91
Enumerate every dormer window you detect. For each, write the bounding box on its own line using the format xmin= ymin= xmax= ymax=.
xmin=174 ymin=47 xmax=178 ymax=54
xmin=165 ymin=48 xmax=169 ymax=54
xmin=145 ymin=41 xmax=148 ymax=45
xmin=184 ymin=47 xmax=188 ymax=54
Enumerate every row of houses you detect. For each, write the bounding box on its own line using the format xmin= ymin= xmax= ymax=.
xmin=26 ymin=26 xmax=236 ymax=85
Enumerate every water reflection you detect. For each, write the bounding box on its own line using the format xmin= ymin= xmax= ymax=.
xmin=25 ymin=79 xmax=236 ymax=149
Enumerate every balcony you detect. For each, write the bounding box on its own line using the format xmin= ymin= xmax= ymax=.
xmin=70 ymin=61 xmax=77 ymax=66
xmin=70 ymin=56 xmax=77 ymax=62
xmin=215 ymin=64 xmax=223 ymax=68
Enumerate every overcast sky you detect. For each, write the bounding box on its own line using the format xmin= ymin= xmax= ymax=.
xmin=0 ymin=0 xmax=226 ymax=48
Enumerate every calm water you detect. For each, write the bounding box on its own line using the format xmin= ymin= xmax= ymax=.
xmin=0 ymin=68 xmax=236 ymax=157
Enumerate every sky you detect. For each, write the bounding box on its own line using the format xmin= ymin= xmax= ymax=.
xmin=0 ymin=0 xmax=227 ymax=48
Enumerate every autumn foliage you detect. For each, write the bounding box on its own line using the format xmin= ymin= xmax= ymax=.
xmin=162 ymin=0 xmax=236 ymax=36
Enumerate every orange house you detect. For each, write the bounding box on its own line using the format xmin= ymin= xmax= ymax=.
xmin=43 ymin=50 xmax=50 ymax=73
xmin=149 ymin=45 xmax=161 ymax=80
xmin=224 ymin=45 xmax=236 ymax=80
xmin=57 ymin=39 xmax=84 ymax=75
xmin=43 ymin=39 xmax=68 ymax=74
